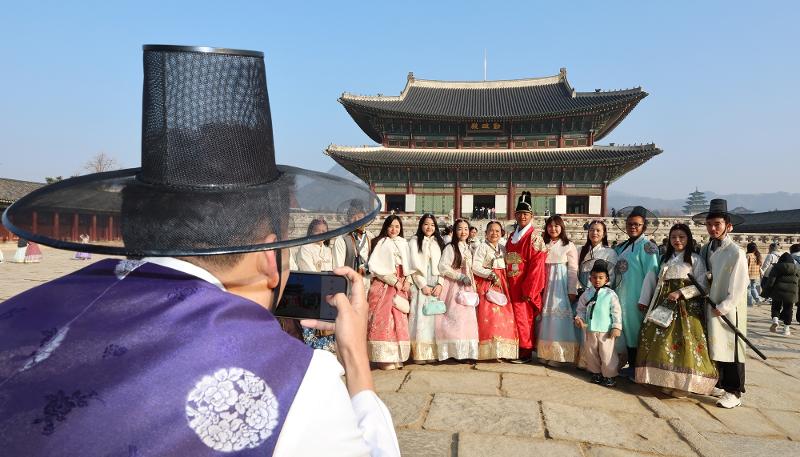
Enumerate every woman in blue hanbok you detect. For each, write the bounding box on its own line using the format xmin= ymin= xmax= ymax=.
xmin=536 ymin=216 xmax=581 ymax=364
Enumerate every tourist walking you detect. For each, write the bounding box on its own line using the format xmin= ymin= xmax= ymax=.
xmin=613 ymin=206 xmax=660 ymax=374
xmin=574 ymin=260 xmax=622 ymax=387
xmin=745 ymin=242 xmax=763 ymax=306
xmin=765 ymin=253 xmax=800 ymax=336
xmin=537 ymin=215 xmax=581 ymax=364
xmin=296 ymin=218 xmax=336 ymax=353
xmin=695 ymin=199 xmax=749 ymax=408
xmin=436 ymin=219 xmax=480 ymax=361
xmin=12 ymin=238 xmax=28 ymax=263
xmin=636 ymin=224 xmax=718 ymax=396
xmin=367 ymin=215 xmax=411 ymax=369
xmin=72 ymin=234 xmax=92 ymax=260
xmin=472 ymin=221 xmax=518 ymax=360
xmin=407 ymin=214 xmax=445 ymax=362
xmin=505 ymin=192 xmax=547 ymax=362
xmin=761 ymin=242 xmax=780 ymax=277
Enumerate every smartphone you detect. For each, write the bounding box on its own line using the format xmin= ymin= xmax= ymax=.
xmin=273 ymin=271 xmax=349 ymax=322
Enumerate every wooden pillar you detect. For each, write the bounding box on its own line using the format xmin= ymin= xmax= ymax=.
xmin=507 ymin=173 xmax=514 ymax=218
xmin=53 ymin=212 xmax=60 ymax=240
xmin=508 ymin=120 xmax=513 ymax=149
xmin=589 ymin=130 xmax=595 ymax=146
xmin=601 ymin=181 xmax=608 ymax=217
xmin=108 ymin=215 xmax=114 ymax=241
xmin=71 ymin=213 xmax=79 ymax=241
xmin=91 ymin=214 xmax=97 ymax=241
xmin=454 ymin=170 xmax=461 ymax=219
xmin=406 ymin=168 xmax=412 ymax=194
xmin=559 ymin=117 xmax=565 ymax=148
xmin=32 ymin=211 xmax=38 ymax=235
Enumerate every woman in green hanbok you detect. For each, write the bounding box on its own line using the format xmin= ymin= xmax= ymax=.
xmin=636 ymin=224 xmax=718 ymax=395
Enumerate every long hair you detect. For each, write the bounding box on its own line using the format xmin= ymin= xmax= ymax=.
xmin=449 ymin=219 xmax=470 ymax=269
xmin=542 ymin=215 xmax=569 ymax=246
xmin=746 ymin=242 xmax=762 ymax=265
xmin=662 ymin=223 xmax=694 ymax=265
xmin=306 ymin=218 xmax=330 ymax=247
xmin=370 ymin=215 xmax=404 ymax=256
xmin=579 ymin=220 xmax=609 ymax=264
xmin=415 ymin=213 xmax=445 ymax=252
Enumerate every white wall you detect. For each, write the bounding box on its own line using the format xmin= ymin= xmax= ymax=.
xmin=555 ymin=195 xmax=567 ymax=214
xmin=377 ymin=193 xmax=386 ymax=212
xmin=462 ymin=194 xmax=474 ymax=216
xmin=589 ymin=196 xmax=602 ymax=215
xmin=495 ymin=195 xmax=507 ymax=214
xmin=405 ymin=194 xmax=416 ymax=213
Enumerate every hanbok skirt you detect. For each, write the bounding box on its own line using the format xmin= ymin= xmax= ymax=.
xmin=409 ymin=276 xmax=439 ymax=361
xmin=435 ymin=275 xmax=479 ymax=360
xmin=367 ymin=266 xmax=410 ymax=363
xmin=635 ymin=279 xmax=719 ymax=394
xmin=13 ymin=247 xmax=27 ymax=263
xmin=475 ymin=268 xmax=518 ymax=360
xmin=24 ymin=243 xmax=42 ymax=263
xmin=302 ymin=328 xmax=336 ymax=353
xmin=536 ymin=263 xmax=581 ymax=363
xmin=73 ymin=252 xmax=92 ymax=260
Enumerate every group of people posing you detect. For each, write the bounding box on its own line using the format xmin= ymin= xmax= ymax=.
xmin=294 ymin=195 xmax=753 ymax=409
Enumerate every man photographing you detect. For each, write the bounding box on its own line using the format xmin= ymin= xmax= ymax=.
xmin=0 ymin=45 xmax=398 ymax=455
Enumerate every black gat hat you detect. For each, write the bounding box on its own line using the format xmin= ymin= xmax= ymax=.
xmin=691 ymin=199 xmax=744 ymax=225
xmin=2 ymin=45 xmax=380 ymax=256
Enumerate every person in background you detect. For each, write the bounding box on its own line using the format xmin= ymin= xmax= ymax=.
xmin=745 ymin=242 xmax=763 ymax=306
xmin=436 ymin=219 xmax=480 ymax=361
xmin=472 ymin=221 xmax=518 ymax=361
xmin=407 ymin=214 xmax=445 ymax=363
xmin=332 ymin=201 xmax=374 ymax=293
xmin=696 ymin=199 xmax=749 ymax=409
xmin=296 ymin=218 xmax=333 ymax=272
xmin=366 ymin=215 xmax=411 ymax=370
xmin=537 ymin=215 xmax=580 ymax=365
xmin=761 ymin=242 xmax=780 ymax=277
xmin=765 ymin=253 xmax=800 ymax=336
xmin=791 ymin=244 xmax=800 ymax=265
xmin=468 ymin=225 xmax=480 ymax=253
xmin=577 ymin=220 xmax=618 ymax=296
xmin=442 ymin=225 xmax=453 ymax=244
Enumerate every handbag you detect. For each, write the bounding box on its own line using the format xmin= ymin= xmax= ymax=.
xmin=456 ymin=288 xmax=480 ymax=307
xmin=392 ymin=294 xmax=410 ymax=313
xmin=422 ymin=297 xmax=446 ymax=315
xmin=485 ymin=287 xmax=508 ymax=306
xmin=646 ymin=303 xmax=674 ymax=328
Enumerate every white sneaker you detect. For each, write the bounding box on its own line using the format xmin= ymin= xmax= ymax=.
xmin=783 ymin=326 xmax=791 ymax=336
xmin=710 ymin=387 xmax=726 ymax=397
xmin=716 ymin=392 xmax=742 ymax=408
xmin=770 ymin=317 xmax=779 ymax=333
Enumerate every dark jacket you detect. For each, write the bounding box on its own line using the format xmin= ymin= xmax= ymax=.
xmin=766 ymin=253 xmax=800 ymax=304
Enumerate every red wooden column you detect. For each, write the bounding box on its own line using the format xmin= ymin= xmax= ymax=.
xmin=454 ymin=169 xmax=461 ymax=219
xmin=53 ymin=212 xmax=60 ymax=240
xmin=91 ymin=215 xmax=97 ymax=241
xmin=507 ymin=172 xmax=514 ymax=218
xmin=108 ymin=215 xmax=114 ymax=241
xmin=32 ymin=211 xmax=38 ymax=235
xmin=72 ymin=213 xmax=79 ymax=241
xmin=601 ymin=181 xmax=608 ymax=217
xmin=588 ymin=130 xmax=595 ymax=146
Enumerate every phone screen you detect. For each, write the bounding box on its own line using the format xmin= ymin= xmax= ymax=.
xmin=274 ymin=272 xmax=348 ymax=322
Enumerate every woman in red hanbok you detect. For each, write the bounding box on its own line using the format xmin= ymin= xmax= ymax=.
xmin=473 ymin=221 xmax=518 ymax=360
xmin=366 ymin=215 xmax=411 ymax=369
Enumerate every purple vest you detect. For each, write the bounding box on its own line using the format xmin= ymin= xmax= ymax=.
xmin=0 ymin=259 xmax=313 ymax=455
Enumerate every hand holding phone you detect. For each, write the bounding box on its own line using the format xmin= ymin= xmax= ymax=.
xmin=273 ymin=271 xmax=349 ymax=322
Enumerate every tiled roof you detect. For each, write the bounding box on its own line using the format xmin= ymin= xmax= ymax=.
xmin=339 ymin=69 xmax=646 ymax=120
xmin=0 ymin=178 xmax=44 ymax=205
xmin=326 ymin=144 xmax=661 ymax=168
xmin=737 ymin=209 xmax=800 ymax=234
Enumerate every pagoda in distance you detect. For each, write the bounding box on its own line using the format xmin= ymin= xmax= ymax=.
xmin=683 ymin=188 xmax=710 ymax=215
xmin=327 ymin=68 xmax=662 ymax=218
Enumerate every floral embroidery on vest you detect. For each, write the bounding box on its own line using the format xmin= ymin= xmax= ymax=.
xmin=186 ymin=367 xmax=279 ymax=453
xmin=102 ymin=344 xmax=128 ymax=359
xmin=32 ymin=389 xmax=99 ymax=435
xmin=21 ymin=326 xmax=70 ymax=372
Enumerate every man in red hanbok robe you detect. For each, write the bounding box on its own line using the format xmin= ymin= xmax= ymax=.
xmin=505 ymin=191 xmax=547 ymax=362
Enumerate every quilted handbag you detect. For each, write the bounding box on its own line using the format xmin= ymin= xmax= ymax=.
xmin=456 ymin=288 xmax=480 ymax=307
xmin=645 ymin=303 xmax=674 ymax=328
xmin=422 ymin=297 xmax=447 ymax=316
xmin=485 ymin=287 xmax=508 ymax=306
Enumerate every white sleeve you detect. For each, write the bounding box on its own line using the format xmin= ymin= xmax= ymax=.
xmin=566 ymin=243 xmax=579 ymax=295
xmin=717 ymin=251 xmax=749 ymax=315
xmin=296 ymin=245 xmax=318 ymax=272
xmin=274 ymin=351 xmax=399 ymax=457
xmin=575 ymin=288 xmax=591 ymax=321
xmin=438 ymin=245 xmax=460 ymax=280
xmin=471 ymin=245 xmax=493 ymax=279
xmin=332 ymin=237 xmax=347 ymax=269
xmin=639 ymin=270 xmax=657 ymax=305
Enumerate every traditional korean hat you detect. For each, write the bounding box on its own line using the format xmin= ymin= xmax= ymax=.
xmin=691 ymin=198 xmax=744 ymax=225
xmin=2 ymin=45 xmax=379 ymax=256
xmin=612 ymin=205 xmax=660 ymax=235
xmin=515 ymin=191 xmax=533 ymax=213
xmin=590 ymin=259 xmax=610 ymax=276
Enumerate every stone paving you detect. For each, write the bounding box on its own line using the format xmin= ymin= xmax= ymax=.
xmin=2 ymin=244 xmax=799 ymax=456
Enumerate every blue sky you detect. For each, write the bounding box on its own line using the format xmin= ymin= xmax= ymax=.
xmin=2 ymin=1 xmax=798 ymax=198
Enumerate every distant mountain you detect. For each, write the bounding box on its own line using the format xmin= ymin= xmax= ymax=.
xmin=609 ymin=190 xmax=800 ymax=215
xmin=326 ymin=164 xmax=361 ymax=182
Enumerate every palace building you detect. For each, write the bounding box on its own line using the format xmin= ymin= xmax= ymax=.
xmin=326 ymin=68 xmax=661 ymax=218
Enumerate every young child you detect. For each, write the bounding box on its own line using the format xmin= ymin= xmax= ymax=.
xmin=574 ymin=260 xmax=622 ymax=387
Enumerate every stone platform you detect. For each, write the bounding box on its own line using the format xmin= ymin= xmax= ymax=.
xmin=2 ymin=244 xmax=799 ymax=456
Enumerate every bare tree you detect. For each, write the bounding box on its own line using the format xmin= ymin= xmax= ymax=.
xmin=83 ymin=152 xmax=120 ymax=173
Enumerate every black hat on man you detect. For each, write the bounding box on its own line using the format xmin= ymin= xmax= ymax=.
xmin=515 ymin=191 xmax=533 ymax=213
xmin=2 ymin=45 xmax=380 ymax=256
xmin=691 ymin=199 xmax=744 ymax=225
